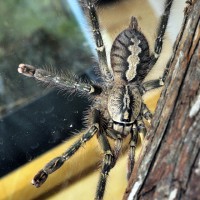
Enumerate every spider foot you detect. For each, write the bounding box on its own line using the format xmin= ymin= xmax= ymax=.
xmin=32 ymin=156 xmax=65 ymax=188
xmin=18 ymin=63 xmax=36 ymax=77
xmin=32 ymin=169 xmax=48 ymax=188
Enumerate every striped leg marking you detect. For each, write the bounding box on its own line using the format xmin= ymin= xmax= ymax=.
xmin=32 ymin=125 xmax=98 ymax=188
xmin=127 ymin=125 xmax=138 ymax=179
xmin=18 ymin=64 xmax=102 ymax=95
xmin=96 ymin=132 xmax=115 ymax=200
xmin=86 ymin=0 xmax=113 ymax=81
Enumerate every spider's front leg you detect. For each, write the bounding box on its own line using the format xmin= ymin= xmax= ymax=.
xmin=18 ymin=64 xmax=102 ymax=95
xmin=85 ymin=0 xmax=113 ymax=82
xmin=31 ymin=110 xmax=100 ymax=188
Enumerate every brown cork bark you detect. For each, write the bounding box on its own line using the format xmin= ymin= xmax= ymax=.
xmin=123 ymin=0 xmax=200 ymax=199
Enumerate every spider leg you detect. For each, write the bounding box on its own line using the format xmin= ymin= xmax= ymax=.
xmin=106 ymin=128 xmax=122 ymax=159
xmin=154 ymin=0 xmax=174 ymax=58
xmin=142 ymin=77 xmax=164 ymax=91
xmin=18 ymin=64 xmax=102 ymax=95
xmin=32 ymin=125 xmax=98 ymax=188
xmin=148 ymin=0 xmax=174 ymax=68
xmin=85 ymin=0 xmax=113 ymax=82
xmin=141 ymin=103 xmax=153 ymax=124
xmin=142 ymin=52 xmax=171 ymax=91
xmin=113 ymin=138 xmax=123 ymax=161
xmin=96 ymin=132 xmax=115 ymax=200
xmin=127 ymin=125 xmax=138 ymax=179
xmin=136 ymin=115 xmax=147 ymax=139
xmin=127 ymin=116 xmax=147 ymax=179
xmin=142 ymin=0 xmax=174 ymax=92
xmin=31 ymin=110 xmax=100 ymax=188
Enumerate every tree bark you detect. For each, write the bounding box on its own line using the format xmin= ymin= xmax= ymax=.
xmin=124 ymin=0 xmax=200 ymax=199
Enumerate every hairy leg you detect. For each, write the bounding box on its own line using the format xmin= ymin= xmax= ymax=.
xmin=18 ymin=64 xmax=102 ymax=95
xmin=148 ymin=0 xmax=174 ymax=67
xmin=32 ymin=124 xmax=98 ymax=187
xmin=31 ymin=109 xmax=100 ymax=188
xmin=85 ymin=0 xmax=113 ymax=82
xmin=127 ymin=125 xmax=138 ymax=179
xmin=96 ymin=132 xmax=115 ymax=200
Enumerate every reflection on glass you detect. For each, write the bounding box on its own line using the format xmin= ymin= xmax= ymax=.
xmin=0 ymin=0 xmax=93 ymax=177
xmin=0 ymin=0 xmax=92 ymax=118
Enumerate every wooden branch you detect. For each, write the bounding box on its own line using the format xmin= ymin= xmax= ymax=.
xmin=124 ymin=0 xmax=200 ymax=199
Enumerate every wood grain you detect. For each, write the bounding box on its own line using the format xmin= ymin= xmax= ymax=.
xmin=124 ymin=0 xmax=200 ymax=199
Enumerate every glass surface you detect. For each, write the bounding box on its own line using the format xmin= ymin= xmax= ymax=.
xmin=0 ymin=0 xmax=94 ymax=177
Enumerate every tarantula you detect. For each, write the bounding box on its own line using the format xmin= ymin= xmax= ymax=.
xmin=18 ymin=0 xmax=173 ymax=199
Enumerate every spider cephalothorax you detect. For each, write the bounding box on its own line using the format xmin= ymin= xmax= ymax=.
xmin=18 ymin=0 xmax=174 ymax=199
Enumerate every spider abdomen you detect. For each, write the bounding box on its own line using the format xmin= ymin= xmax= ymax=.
xmin=110 ymin=19 xmax=150 ymax=83
xmin=107 ymin=84 xmax=142 ymax=134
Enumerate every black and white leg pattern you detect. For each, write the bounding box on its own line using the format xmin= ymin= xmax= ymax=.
xmin=31 ymin=109 xmax=101 ymax=188
xmin=141 ymin=0 xmax=174 ymax=92
xmin=18 ymin=64 xmax=102 ymax=95
xmin=96 ymin=132 xmax=115 ymax=200
xmin=127 ymin=125 xmax=138 ymax=179
xmin=106 ymin=128 xmax=123 ymax=159
xmin=32 ymin=124 xmax=98 ymax=188
xmin=142 ymin=78 xmax=165 ymax=91
xmin=154 ymin=0 xmax=174 ymax=57
xmin=142 ymin=103 xmax=153 ymax=123
xmin=85 ymin=0 xmax=113 ymax=81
